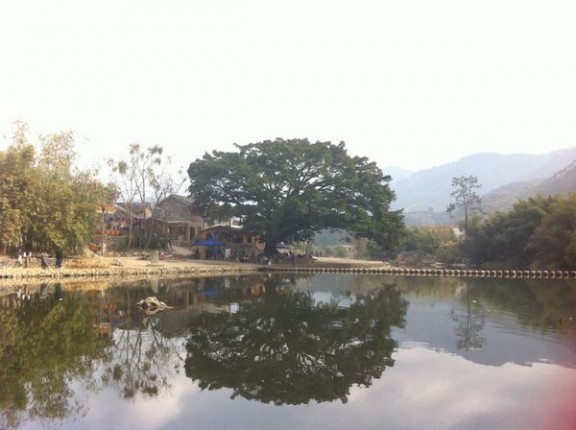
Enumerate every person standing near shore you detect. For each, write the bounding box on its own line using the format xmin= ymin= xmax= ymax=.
xmin=41 ymin=253 xmax=50 ymax=269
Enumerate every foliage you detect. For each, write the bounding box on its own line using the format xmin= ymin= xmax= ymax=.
xmin=527 ymin=195 xmax=576 ymax=268
xmin=0 ymin=121 xmax=114 ymax=254
xmin=457 ymin=193 xmax=576 ymax=269
xmin=0 ymin=140 xmax=37 ymax=251
xmin=187 ymin=138 xmax=405 ymax=254
xmin=185 ymin=280 xmax=407 ymax=405
xmin=462 ymin=195 xmax=554 ymax=267
xmin=446 ymin=175 xmax=482 ymax=234
xmin=400 ymin=225 xmax=457 ymax=256
xmin=395 ymin=225 xmax=460 ymax=265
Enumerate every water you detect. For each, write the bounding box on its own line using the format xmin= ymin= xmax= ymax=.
xmin=1 ymin=274 xmax=575 ymax=430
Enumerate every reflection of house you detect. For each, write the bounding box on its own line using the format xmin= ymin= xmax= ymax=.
xmin=152 ymin=195 xmax=204 ymax=243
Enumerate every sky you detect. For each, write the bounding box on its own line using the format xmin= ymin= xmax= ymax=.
xmin=0 ymin=0 xmax=575 ymax=176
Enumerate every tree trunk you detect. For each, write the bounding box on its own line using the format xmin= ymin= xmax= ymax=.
xmin=264 ymin=241 xmax=279 ymax=256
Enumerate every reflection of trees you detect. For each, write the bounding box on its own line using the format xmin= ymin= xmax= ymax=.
xmin=447 ymin=278 xmax=576 ymax=350
xmin=101 ymin=308 xmax=183 ymax=399
xmin=451 ymin=285 xmax=486 ymax=351
xmin=466 ymin=279 xmax=576 ymax=333
xmin=0 ymin=286 xmax=102 ymax=429
xmin=185 ymin=283 xmax=407 ymax=405
xmin=0 ymin=282 xmax=187 ymax=428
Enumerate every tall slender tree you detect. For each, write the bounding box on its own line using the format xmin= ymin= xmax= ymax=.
xmin=447 ymin=175 xmax=482 ymax=234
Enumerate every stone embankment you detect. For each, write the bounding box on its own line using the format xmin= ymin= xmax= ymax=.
xmin=0 ymin=257 xmax=260 ymax=279
xmin=0 ymin=256 xmax=262 ymax=293
xmin=271 ymin=265 xmax=576 ymax=279
xmin=0 ymin=255 xmax=573 ymax=292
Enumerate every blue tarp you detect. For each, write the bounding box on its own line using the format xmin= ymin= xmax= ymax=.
xmin=194 ymin=239 xmax=225 ymax=247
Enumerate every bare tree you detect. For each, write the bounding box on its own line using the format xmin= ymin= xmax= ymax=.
xmin=149 ymin=155 xmax=187 ymax=203
xmin=108 ymin=144 xmax=184 ymax=249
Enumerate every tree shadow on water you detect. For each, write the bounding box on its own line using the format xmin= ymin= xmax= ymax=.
xmin=0 ymin=285 xmax=103 ymax=429
xmin=184 ymin=281 xmax=408 ymax=405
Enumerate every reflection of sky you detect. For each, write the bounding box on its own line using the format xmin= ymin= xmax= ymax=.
xmin=396 ymin=293 xmax=576 ymax=369
xmin=25 ymin=346 xmax=575 ymax=430
xmin=310 ymin=291 xmax=354 ymax=308
xmin=16 ymin=276 xmax=576 ymax=430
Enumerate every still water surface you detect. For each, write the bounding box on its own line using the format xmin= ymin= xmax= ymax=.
xmin=1 ymin=274 xmax=575 ymax=430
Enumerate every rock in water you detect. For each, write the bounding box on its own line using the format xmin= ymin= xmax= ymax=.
xmin=136 ymin=296 xmax=172 ymax=311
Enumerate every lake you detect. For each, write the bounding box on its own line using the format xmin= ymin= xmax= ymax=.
xmin=1 ymin=273 xmax=575 ymax=430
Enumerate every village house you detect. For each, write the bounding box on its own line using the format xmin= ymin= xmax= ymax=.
xmin=91 ymin=202 xmax=154 ymax=253
xmin=151 ymin=194 xmax=204 ymax=244
xmin=94 ymin=194 xmax=260 ymax=254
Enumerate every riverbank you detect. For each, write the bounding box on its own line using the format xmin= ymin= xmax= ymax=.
xmin=0 ymin=254 xmax=387 ymax=293
xmin=3 ymin=253 xmax=570 ymax=295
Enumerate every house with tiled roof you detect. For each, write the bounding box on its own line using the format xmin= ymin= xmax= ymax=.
xmin=152 ymin=194 xmax=204 ymax=243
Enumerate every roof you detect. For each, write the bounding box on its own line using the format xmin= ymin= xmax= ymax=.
xmin=156 ymin=194 xmax=195 ymax=208
xmin=152 ymin=194 xmax=203 ymax=223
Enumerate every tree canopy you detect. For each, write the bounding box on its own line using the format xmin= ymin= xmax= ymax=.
xmin=0 ymin=121 xmax=114 ymax=254
xmin=187 ymin=138 xmax=404 ymax=253
xmin=455 ymin=193 xmax=576 ymax=269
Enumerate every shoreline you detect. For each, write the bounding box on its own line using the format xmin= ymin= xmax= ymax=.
xmin=2 ymin=254 xmax=570 ymax=294
xmin=0 ymin=255 xmax=386 ymax=293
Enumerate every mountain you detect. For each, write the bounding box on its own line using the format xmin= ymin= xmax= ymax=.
xmin=384 ymin=166 xmax=413 ymax=182
xmin=482 ymin=156 xmax=576 ymax=211
xmin=390 ymin=147 xmax=576 ymax=214
xmin=536 ymin=159 xmax=576 ymax=195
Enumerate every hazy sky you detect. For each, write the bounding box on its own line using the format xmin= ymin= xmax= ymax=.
xmin=1 ymin=0 xmax=575 ymax=175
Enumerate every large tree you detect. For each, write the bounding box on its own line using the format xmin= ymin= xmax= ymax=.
xmin=187 ymin=138 xmax=404 ymax=254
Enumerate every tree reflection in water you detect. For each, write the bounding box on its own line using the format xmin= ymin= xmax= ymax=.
xmin=101 ymin=304 xmax=183 ymax=399
xmin=0 ymin=282 xmax=183 ymax=429
xmin=1 ymin=274 xmax=575 ymax=428
xmin=451 ymin=284 xmax=486 ymax=351
xmin=184 ymin=281 xmax=408 ymax=405
xmin=0 ymin=284 xmax=103 ymax=429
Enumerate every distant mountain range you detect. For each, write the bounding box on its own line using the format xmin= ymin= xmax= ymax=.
xmin=386 ymin=147 xmax=576 ymax=226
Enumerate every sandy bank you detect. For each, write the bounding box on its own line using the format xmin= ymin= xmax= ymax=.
xmin=0 ymin=255 xmax=387 ymax=293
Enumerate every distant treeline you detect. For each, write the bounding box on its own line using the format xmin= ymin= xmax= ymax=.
xmin=401 ymin=194 xmax=576 ymax=270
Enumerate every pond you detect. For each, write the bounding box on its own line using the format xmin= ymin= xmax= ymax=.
xmin=1 ymin=273 xmax=575 ymax=430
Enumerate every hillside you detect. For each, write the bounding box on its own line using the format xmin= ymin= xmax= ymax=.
xmin=482 ymin=157 xmax=576 ymax=211
xmin=389 ymin=147 xmax=576 ymax=214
